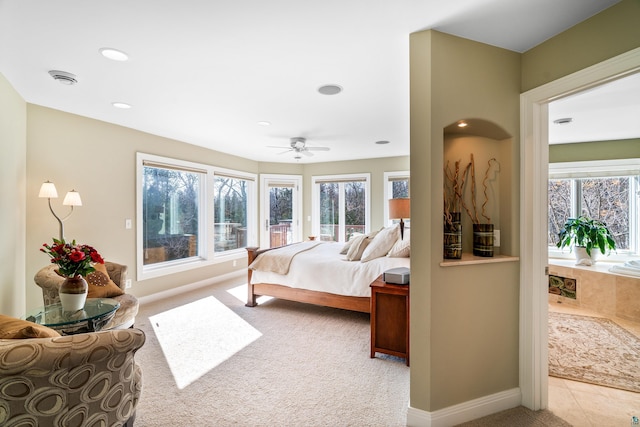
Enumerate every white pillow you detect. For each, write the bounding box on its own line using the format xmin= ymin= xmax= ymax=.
xmin=361 ymin=224 xmax=400 ymax=262
xmin=345 ymin=234 xmax=371 ymax=261
xmin=340 ymin=232 xmax=365 ymax=254
xmin=388 ymin=229 xmax=410 ymax=258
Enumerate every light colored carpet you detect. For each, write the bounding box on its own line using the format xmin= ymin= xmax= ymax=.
xmin=548 ymin=311 xmax=640 ymax=393
xmin=133 ymin=279 xmax=409 ymax=426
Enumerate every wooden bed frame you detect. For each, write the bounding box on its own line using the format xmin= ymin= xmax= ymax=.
xmin=246 ymin=247 xmax=371 ymax=313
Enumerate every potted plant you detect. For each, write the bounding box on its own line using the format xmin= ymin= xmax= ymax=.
xmin=556 ymin=215 xmax=616 ymax=265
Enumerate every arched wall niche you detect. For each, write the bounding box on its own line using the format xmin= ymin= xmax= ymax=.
xmin=443 ymin=118 xmax=515 ymax=258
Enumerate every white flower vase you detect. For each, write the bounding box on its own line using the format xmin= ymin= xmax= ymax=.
xmin=59 ymin=275 xmax=88 ymax=311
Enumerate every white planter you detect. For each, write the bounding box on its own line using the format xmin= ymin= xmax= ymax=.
xmin=574 ymin=246 xmax=599 ymax=266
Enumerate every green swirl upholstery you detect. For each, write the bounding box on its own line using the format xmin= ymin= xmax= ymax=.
xmin=0 ymin=328 xmax=145 ymax=427
xmin=34 ymin=261 xmax=139 ymax=330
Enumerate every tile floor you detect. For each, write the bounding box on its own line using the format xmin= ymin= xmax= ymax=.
xmin=548 ymin=302 xmax=640 ymax=426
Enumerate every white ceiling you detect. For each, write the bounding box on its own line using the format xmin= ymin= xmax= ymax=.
xmin=0 ymin=0 xmax=630 ymax=163
xmin=548 ymin=72 xmax=640 ymax=144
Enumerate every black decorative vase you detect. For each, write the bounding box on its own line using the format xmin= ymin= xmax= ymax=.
xmin=444 ymin=212 xmax=462 ymax=259
xmin=473 ymin=223 xmax=494 ymax=257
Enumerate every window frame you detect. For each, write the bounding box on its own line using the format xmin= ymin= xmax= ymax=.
xmin=136 ymin=153 xmax=257 ymax=280
xmin=548 ymin=158 xmax=640 ymax=261
xmin=311 ymin=173 xmax=371 ymax=243
xmin=211 ymin=167 xmax=257 ymax=262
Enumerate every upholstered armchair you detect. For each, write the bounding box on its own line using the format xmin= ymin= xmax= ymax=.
xmin=0 ymin=327 xmax=145 ymax=427
xmin=34 ymin=261 xmax=139 ymax=330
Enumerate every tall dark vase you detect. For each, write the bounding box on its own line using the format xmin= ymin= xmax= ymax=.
xmin=59 ymin=275 xmax=88 ymax=312
xmin=444 ymin=212 xmax=462 ymax=259
xmin=473 ymin=223 xmax=494 ymax=257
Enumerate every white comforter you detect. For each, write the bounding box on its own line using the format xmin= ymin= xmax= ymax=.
xmin=250 ymin=242 xmax=410 ymax=297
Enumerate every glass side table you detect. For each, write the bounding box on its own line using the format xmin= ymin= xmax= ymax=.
xmin=25 ymin=298 xmax=120 ymax=335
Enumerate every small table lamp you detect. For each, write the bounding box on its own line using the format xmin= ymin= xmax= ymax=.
xmin=39 ymin=181 xmax=82 ymax=241
xmin=389 ymin=198 xmax=410 ymax=240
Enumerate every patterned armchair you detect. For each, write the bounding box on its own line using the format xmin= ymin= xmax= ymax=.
xmin=0 ymin=328 xmax=145 ymax=427
xmin=34 ymin=261 xmax=139 ymax=330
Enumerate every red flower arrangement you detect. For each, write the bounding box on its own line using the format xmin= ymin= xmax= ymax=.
xmin=41 ymin=238 xmax=104 ymax=278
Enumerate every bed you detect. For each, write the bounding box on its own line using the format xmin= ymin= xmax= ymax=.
xmin=246 ymin=225 xmax=410 ymax=313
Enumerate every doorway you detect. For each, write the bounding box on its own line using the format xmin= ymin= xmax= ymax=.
xmin=259 ymin=174 xmax=302 ymax=248
xmin=520 ymin=47 xmax=640 ymax=410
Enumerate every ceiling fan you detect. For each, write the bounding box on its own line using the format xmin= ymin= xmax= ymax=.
xmin=268 ymin=137 xmax=330 ymax=159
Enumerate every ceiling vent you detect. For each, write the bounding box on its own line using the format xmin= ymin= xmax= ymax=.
xmin=48 ymin=70 xmax=77 ymax=85
xmin=553 ymin=117 xmax=573 ymax=125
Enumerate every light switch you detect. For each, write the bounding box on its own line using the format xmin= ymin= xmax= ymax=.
xmin=125 ymin=219 xmax=132 ymax=229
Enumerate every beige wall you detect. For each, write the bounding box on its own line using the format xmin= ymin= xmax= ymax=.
xmin=408 ymin=0 xmax=640 ymax=416
xmin=0 ymin=73 xmax=27 ymax=317
xmin=26 ymin=105 xmax=259 ymax=310
xmin=522 ymin=0 xmax=640 ymax=92
xmin=549 ymin=138 xmax=640 ymax=163
xmin=410 ymin=30 xmax=521 ymax=412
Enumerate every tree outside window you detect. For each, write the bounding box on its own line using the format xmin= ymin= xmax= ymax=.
xmin=142 ymin=166 xmax=200 ymax=265
xmin=548 ymin=176 xmax=633 ymax=251
xmin=317 ymin=177 xmax=368 ymax=242
xmin=214 ymin=176 xmax=249 ymax=252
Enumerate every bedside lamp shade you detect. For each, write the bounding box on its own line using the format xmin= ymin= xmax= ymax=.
xmin=389 ymin=198 xmax=410 ymax=239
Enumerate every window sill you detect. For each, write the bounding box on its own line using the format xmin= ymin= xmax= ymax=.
xmin=548 ymin=258 xmax=637 ymax=278
xmin=440 ymin=253 xmax=519 ymax=267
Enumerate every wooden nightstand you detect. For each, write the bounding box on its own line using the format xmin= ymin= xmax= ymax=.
xmin=370 ymin=275 xmax=409 ymax=366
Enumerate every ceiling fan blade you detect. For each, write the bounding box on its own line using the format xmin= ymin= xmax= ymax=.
xmin=277 ymin=149 xmax=292 ymax=155
xmin=306 ymin=146 xmax=330 ymax=151
xmin=301 ymin=150 xmax=314 ymax=157
xmin=267 ymin=145 xmax=291 ymax=149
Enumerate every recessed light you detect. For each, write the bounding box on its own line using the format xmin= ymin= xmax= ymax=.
xmin=99 ymin=48 xmax=129 ymax=61
xmin=257 ymin=121 xmax=271 ymax=126
xmin=457 ymin=121 xmax=468 ymax=128
xmin=375 ymin=140 xmax=390 ymax=145
xmin=318 ymin=84 xmax=343 ymax=95
xmin=553 ymin=117 xmax=573 ymax=125
xmin=48 ymin=70 xmax=77 ymax=85
xmin=112 ymin=102 xmax=132 ymax=109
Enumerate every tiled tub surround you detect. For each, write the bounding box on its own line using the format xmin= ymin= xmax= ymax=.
xmin=549 ymin=259 xmax=640 ymax=323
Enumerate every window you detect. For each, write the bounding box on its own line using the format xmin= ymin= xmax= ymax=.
xmin=141 ymin=161 xmax=203 ymax=267
xmin=384 ymin=171 xmax=410 ymax=226
xmin=548 ymin=159 xmax=640 ymax=259
xmin=137 ymin=153 xmax=256 ymax=280
xmin=213 ymin=173 xmax=252 ymax=253
xmin=312 ymin=174 xmax=370 ymax=243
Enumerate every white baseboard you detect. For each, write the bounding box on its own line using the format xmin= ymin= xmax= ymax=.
xmin=137 ymin=270 xmax=244 ymax=306
xmin=406 ymin=388 xmax=521 ymax=427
